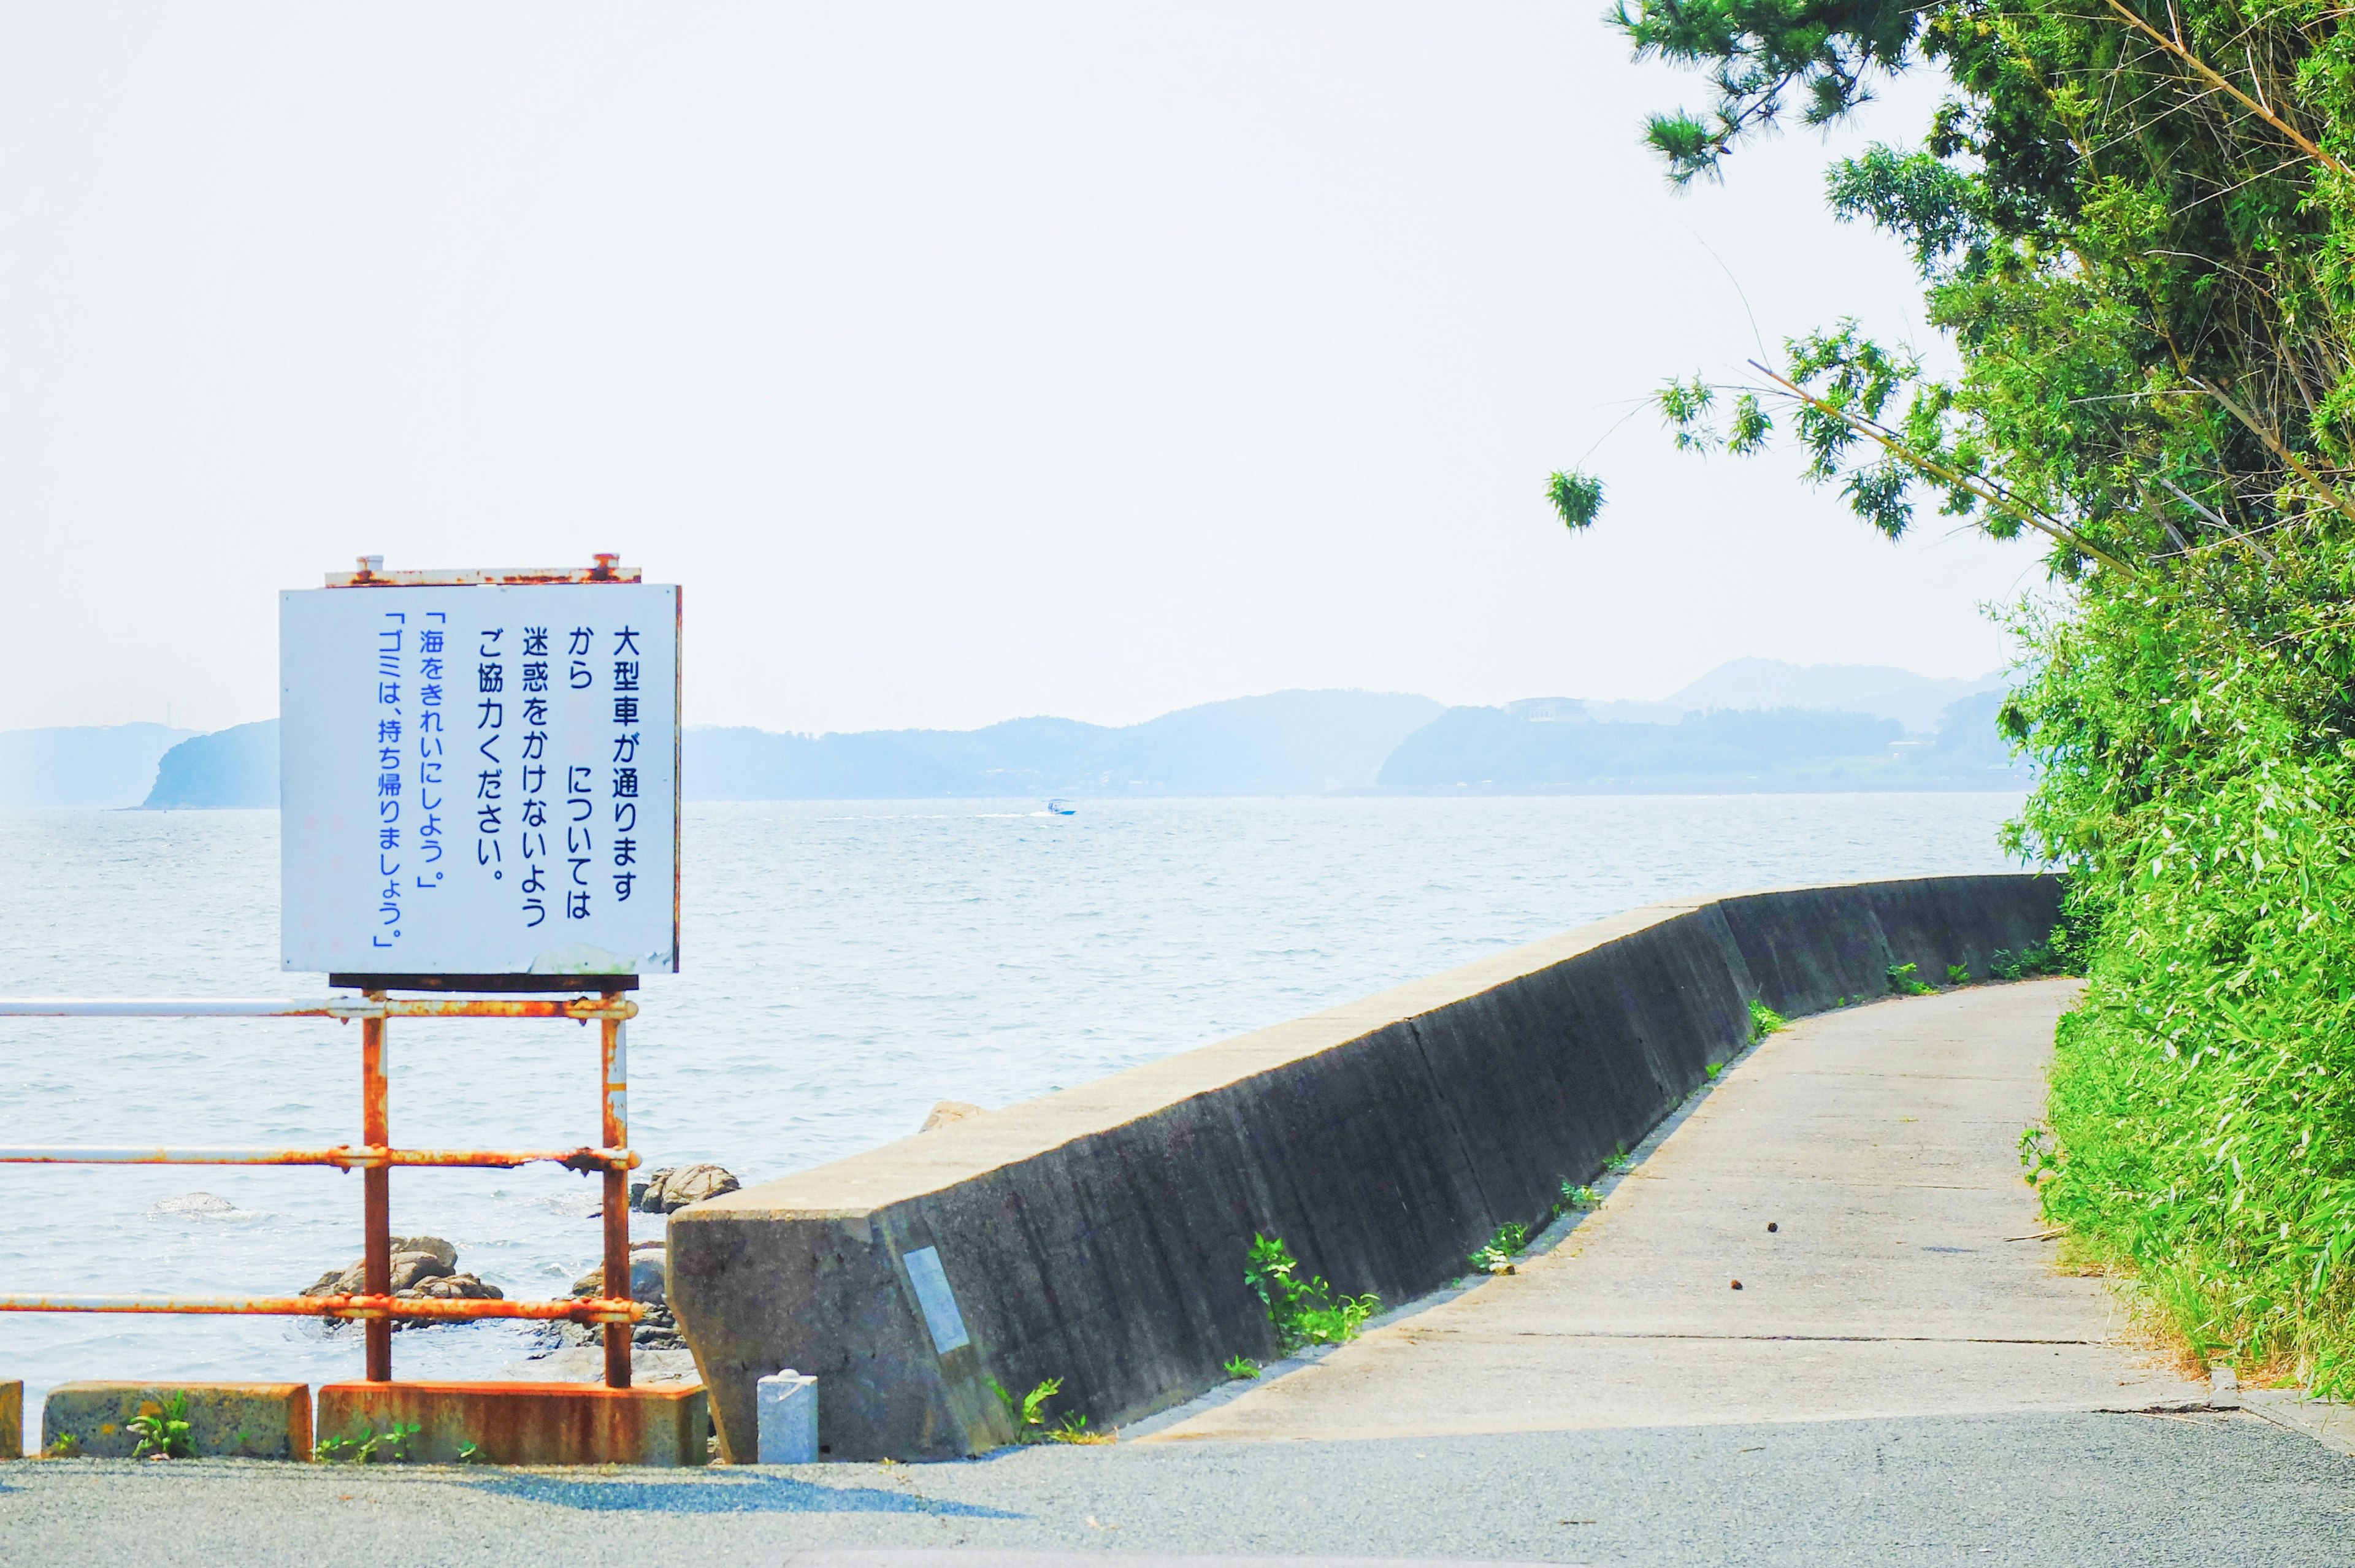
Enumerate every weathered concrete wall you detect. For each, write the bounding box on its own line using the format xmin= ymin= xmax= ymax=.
xmin=670 ymin=873 xmax=2065 ymax=1462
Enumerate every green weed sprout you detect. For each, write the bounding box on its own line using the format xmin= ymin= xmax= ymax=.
xmin=1049 ymin=1410 xmax=1114 ymax=1445
xmin=1554 ymin=1181 xmax=1601 ymax=1215
xmin=128 ymin=1393 xmax=194 ymax=1461
xmin=987 ymin=1376 xmax=1063 ymax=1443
xmin=1747 ymin=1000 xmax=1788 ymax=1040
xmin=1468 ymin=1220 xmax=1531 ymax=1274
xmin=1945 ymin=963 xmax=1972 ymax=986
xmin=1991 ymin=932 xmax=2078 ymax=981
xmin=1604 ymin=1144 xmax=1634 ymax=1173
xmin=2018 ymin=1123 xmax=2058 ymax=1187
xmin=1223 ymin=1355 xmax=1260 ymax=1380
xmin=1886 ymin=962 xmax=1937 ymax=996
xmin=316 ymin=1419 xmax=421 ymax=1464
xmin=1245 ymin=1234 xmax=1380 ymax=1353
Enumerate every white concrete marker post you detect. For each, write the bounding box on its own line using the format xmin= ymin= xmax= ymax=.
xmin=758 ymin=1370 xmax=819 ymax=1463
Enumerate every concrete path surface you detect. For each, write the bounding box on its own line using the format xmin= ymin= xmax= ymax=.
xmin=1145 ymin=978 xmax=2204 ymax=1442
xmin=4 ymin=980 xmax=2350 ymax=1567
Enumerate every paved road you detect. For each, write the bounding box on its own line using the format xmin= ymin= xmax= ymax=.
xmin=4 ymin=982 xmax=2349 ymax=1566
xmin=1148 ymin=979 xmax=2200 ymax=1441
xmin=1 ymin=1410 xmax=2348 ymax=1566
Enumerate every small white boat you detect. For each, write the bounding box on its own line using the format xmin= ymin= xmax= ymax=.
xmin=1046 ymin=799 xmax=1076 ymax=816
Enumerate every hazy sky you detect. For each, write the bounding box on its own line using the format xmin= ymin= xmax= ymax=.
xmin=0 ymin=6 xmax=2040 ymax=736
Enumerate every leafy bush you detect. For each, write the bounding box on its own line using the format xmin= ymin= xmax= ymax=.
xmin=1587 ymin=0 xmax=2355 ymax=1401
xmin=2016 ymin=625 xmax=2355 ymax=1393
xmin=1244 ymin=1233 xmax=1379 ymax=1354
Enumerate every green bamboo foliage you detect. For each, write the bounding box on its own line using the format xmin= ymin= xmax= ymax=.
xmin=1572 ymin=0 xmax=2355 ymax=1388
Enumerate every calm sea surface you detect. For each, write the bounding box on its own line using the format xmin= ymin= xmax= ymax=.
xmin=0 ymin=794 xmax=2028 ymax=1439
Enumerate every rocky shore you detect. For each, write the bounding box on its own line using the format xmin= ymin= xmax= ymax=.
xmin=297 ymin=1234 xmax=502 ymax=1330
xmin=519 ymin=1161 xmax=744 ymax=1356
xmin=288 ymin=1163 xmax=740 ymax=1347
xmin=629 ymin=1163 xmax=739 ymax=1213
xmin=524 ymin=1240 xmax=687 ymax=1353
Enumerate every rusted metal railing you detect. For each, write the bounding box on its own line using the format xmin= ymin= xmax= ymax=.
xmin=0 ymin=990 xmax=646 ymax=1388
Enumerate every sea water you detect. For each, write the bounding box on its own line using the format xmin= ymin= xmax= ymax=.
xmin=0 ymin=794 xmax=2029 ymax=1439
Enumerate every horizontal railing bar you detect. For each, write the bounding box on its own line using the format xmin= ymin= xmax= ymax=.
xmin=0 ymin=1294 xmax=645 ymax=1323
xmin=0 ymin=998 xmax=323 ymax=1017
xmin=0 ymin=1145 xmax=635 ymax=1172
xmin=0 ymin=996 xmax=637 ymax=1020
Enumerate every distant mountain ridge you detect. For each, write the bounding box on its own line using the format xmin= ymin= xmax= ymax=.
xmin=1585 ymin=657 xmax=2004 ymax=734
xmin=689 ymin=690 xmax=1446 ymax=799
xmin=1376 ymin=689 xmax=2023 ymax=793
xmin=0 ymin=661 xmax=2028 ymax=806
xmin=1379 ymin=705 xmax=1907 ymax=791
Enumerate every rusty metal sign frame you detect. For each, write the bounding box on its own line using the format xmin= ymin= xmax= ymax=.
xmin=0 ymin=991 xmax=648 ymax=1388
xmin=1 ymin=555 xmax=680 ymax=1393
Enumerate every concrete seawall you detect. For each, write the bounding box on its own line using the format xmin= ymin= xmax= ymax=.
xmin=668 ymin=872 xmax=2066 ymax=1462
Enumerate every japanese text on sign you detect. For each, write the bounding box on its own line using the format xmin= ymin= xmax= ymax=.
xmin=280 ymin=579 xmax=679 ymax=975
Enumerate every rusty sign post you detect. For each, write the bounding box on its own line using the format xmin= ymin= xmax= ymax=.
xmin=0 ymin=556 xmax=683 ymax=1406
xmin=286 ymin=554 xmax=679 ymax=1390
xmin=601 ymin=1006 xmax=631 ymax=1389
xmin=362 ymin=1009 xmax=391 ymax=1382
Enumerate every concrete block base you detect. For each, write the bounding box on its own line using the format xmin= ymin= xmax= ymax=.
xmin=316 ymin=1381 xmax=708 ymax=1467
xmin=0 ymin=1382 xmax=19 ymax=1459
xmin=757 ymin=1371 xmax=818 ymax=1463
xmin=42 ymin=1382 xmax=310 ymax=1459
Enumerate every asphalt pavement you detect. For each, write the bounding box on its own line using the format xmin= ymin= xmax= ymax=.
xmin=4 ymin=982 xmax=2349 ymax=1566
xmin=1 ymin=1409 xmax=2349 ymax=1566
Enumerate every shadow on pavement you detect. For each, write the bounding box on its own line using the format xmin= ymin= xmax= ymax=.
xmin=464 ymin=1472 xmax=1026 ymax=1517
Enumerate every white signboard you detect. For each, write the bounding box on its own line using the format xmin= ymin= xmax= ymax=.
xmin=280 ymin=578 xmax=679 ymax=976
